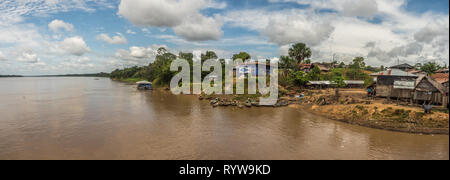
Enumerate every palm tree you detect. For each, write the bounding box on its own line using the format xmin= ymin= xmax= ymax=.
xmin=288 ymin=43 xmax=312 ymax=64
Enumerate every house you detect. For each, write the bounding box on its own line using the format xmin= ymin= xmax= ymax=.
xmin=406 ymin=69 xmax=427 ymax=76
xmin=299 ymin=63 xmax=330 ymax=73
xmin=392 ymin=80 xmax=416 ymax=99
xmin=431 ymin=73 xmax=449 ymax=87
xmin=235 ymin=62 xmax=275 ymax=78
xmin=431 ymin=73 xmax=449 ymax=107
xmin=299 ymin=64 xmax=314 ymax=73
xmin=390 ymin=63 xmax=414 ymax=71
xmin=370 ymin=69 xmax=419 ymax=98
xmin=414 ymin=76 xmax=447 ymax=106
xmin=435 ymin=68 xmax=449 ymax=74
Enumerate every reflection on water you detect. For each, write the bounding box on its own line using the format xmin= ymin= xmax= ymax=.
xmin=0 ymin=77 xmax=448 ymax=160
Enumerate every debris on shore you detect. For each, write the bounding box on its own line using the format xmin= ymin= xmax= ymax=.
xmin=198 ymin=89 xmax=449 ymax=134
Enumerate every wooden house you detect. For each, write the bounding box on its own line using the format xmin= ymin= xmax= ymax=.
xmin=435 ymin=68 xmax=449 ymax=74
xmin=431 ymin=73 xmax=449 ymax=107
xmin=370 ymin=69 xmax=418 ymax=99
xmin=414 ymin=76 xmax=447 ymax=105
xmin=390 ymin=63 xmax=414 ymax=72
xmin=235 ymin=62 xmax=276 ymax=78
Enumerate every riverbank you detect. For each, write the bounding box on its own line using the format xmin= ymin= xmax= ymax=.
xmin=112 ymin=78 xmax=449 ymax=135
xmin=196 ymin=88 xmax=449 ymax=135
xmin=111 ymin=78 xmax=146 ymax=83
xmin=296 ymin=90 xmax=449 ymax=135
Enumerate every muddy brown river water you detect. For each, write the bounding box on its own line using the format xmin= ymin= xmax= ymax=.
xmin=0 ymin=77 xmax=448 ymax=160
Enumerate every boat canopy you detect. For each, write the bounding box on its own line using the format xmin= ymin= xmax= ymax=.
xmin=136 ymin=81 xmax=152 ymax=85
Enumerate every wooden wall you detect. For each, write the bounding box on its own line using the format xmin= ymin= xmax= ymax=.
xmin=375 ymin=76 xmax=416 ymax=98
xmin=414 ymin=78 xmax=443 ymax=104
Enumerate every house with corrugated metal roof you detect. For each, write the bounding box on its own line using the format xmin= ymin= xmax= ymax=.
xmin=390 ymin=63 xmax=414 ymax=71
xmin=370 ymin=69 xmax=419 ymax=98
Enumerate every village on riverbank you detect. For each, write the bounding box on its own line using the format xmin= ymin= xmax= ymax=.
xmin=110 ymin=43 xmax=449 ymax=134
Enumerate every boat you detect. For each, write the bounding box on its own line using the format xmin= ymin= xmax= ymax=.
xmin=136 ymin=81 xmax=152 ymax=90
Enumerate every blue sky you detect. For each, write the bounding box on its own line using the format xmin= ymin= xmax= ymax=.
xmin=0 ymin=0 xmax=449 ymax=75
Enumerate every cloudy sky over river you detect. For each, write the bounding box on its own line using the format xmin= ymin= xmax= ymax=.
xmin=0 ymin=0 xmax=448 ymax=75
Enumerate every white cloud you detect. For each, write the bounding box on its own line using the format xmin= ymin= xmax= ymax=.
xmin=269 ymin=0 xmax=379 ymax=18
xmin=224 ymin=10 xmax=335 ymax=46
xmin=60 ymin=36 xmax=91 ymax=56
xmin=126 ymin=29 xmax=136 ymax=34
xmin=118 ymin=0 xmax=203 ymax=27
xmin=414 ymin=21 xmax=449 ymax=44
xmin=115 ymin=45 xmax=167 ymax=64
xmin=77 ymin=57 xmax=91 ymax=63
xmin=96 ymin=33 xmax=128 ymax=44
xmin=14 ymin=49 xmax=40 ymax=63
xmin=263 ymin=11 xmax=335 ymax=46
xmin=226 ymin=0 xmax=449 ymax=66
xmin=0 ymin=51 xmax=7 ymax=61
xmin=341 ymin=0 xmax=379 ymax=18
xmin=173 ymin=14 xmax=223 ymax=41
xmin=48 ymin=19 xmax=74 ymax=33
xmin=117 ymin=0 xmax=225 ymax=41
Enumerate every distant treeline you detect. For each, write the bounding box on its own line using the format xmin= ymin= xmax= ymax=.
xmin=34 ymin=72 xmax=110 ymax=77
xmin=110 ymin=44 xmax=376 ymax=88
xmin=0 ymin=75 xmax=23 ymax=78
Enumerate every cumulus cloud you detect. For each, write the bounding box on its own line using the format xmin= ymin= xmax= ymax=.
xmin=118 ymin=0 xmax=201 ymax=27
xmin=96 ymin=33 xmax=128 ymax=44
xmin=48 ymin=19 xmax=74 ymax=33
xmin=77 ymin=57 xmax=91 ymax=63
xmin=0 ymin=51 xmax=7 ymax=61
xmin=117 ymin=0 xmax=225 ymax=41
xmin=126 ymin=29 xmax=136 ymax=34
xmin=263 ymin=13 xmax=335 ymax=46
xmin=414 ymin=22 xmax=449 ymax=44
xmin=341 ymin=0 xmax=379 ymax=18
xmin=269 ymin=0 xmax=379 ymax=18
xmin=115 ymin=45 xmax=167 ymax=63
xmin=173 ymin=14 xmax=223 ymax=41
xmin=388 ymin=42 xmax=424 ymax=57
xmin=225 ymin=10 xmax=334 ymax=46
xmin=60 ymin=36 xmax=91 ymax=56
xmin=14 ymin=49 xmax=40 ymax=63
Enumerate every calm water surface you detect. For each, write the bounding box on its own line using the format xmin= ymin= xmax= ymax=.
xmin=0 ymin=77 xmax=448 ymax=160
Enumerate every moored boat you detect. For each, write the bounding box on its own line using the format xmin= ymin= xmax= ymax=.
xmin=136 ymin=81 xmax=152 ymax=90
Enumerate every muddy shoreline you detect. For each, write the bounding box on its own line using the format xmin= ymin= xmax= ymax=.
xmin=294 ymin=104 xmax=449 ymax=135
xmin=126 ymin=80 xmax=449 ymax=135
xmin=193 ymin=89 xmax=449 ymax=135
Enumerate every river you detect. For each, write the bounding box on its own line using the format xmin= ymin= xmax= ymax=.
xmin=0 ymin=77 xmax=448 ymax=160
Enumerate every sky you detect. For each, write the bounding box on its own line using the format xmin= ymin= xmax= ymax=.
xmin=0 ymin=0 xmax=449 ymax=75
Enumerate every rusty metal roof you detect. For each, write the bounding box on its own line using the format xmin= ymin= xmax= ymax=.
xmin=393 ymin=81 xmax=415 ymax=89
xmin=371 ymin=69 xmax=418 ymax=77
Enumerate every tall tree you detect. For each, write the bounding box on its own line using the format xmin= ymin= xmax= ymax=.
xmin=421 ymin=62 xmax=441 ymax=75
xmin=232 ymin=52 xmax=251 ymax=61
xmin=350 ymin=57 xmax=365 ymax=70
xmin=279 ymin=56 xmax=296 ymax=70
xmin=288 ymin=43 xmax=312 ymax=64
xmin=157 ymin=47 xmax=168 ymax=55
xmin=201 ymin=51 xmax=218 ymax=63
